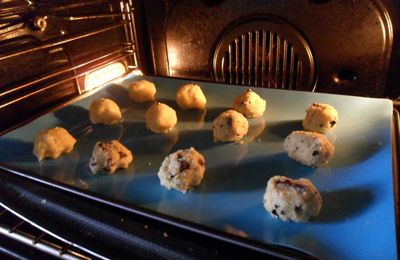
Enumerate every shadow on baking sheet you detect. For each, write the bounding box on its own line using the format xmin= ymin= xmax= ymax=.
xmin=331 ymin=136 xmax=383 ymax=168
xmin=316 ymin=186 xmax=375 ymax=223
xmin=53 ymin=105 xmax=90 ymax=125
xmin=0 ymin=138 xmax=33 ymax=162
xmin=201 ymin=153 xmax=314 ymax=193
xmin=105 ymin=84 xmax=134 ymax=107
xmin=263 ymin=120 xmax=303 ymax=140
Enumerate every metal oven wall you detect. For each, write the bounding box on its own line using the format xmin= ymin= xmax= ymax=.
xmin=137 ymin=0 xmax=400 ymax=98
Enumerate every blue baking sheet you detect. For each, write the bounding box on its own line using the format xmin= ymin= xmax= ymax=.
xmin=0 ymin=74 xmax=397 ymax=259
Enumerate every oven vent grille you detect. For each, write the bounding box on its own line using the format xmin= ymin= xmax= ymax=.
xmin=221 ymin=30 xmax=301 ymax=89
xmin=213 ymin=18 xmax=315 ymax=91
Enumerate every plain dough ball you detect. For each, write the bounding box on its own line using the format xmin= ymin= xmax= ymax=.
xmin=146 ymin=102 xmax=177 ymax=134
xmin=158 ymin=147 xmax=205 ymax=193
xmin=33 ymin=127 xmax=76 ymax=161
xmin=212 ymin=109 xmax=249 ymax=142
xmin=232 ymin=89 xmax=266 ymax=118
xmin=128 ymin=79 xmax=156 ymax=103
xmin=175 ymin=83 xmax=207 ymax=110
xmin=263 ymin=175 xmax=322 ymax=222
xmin=303 ymin=103 xmax=338 ymax=133
xmin=89 ymin=98 xmax=122 ymax=125
xmin=283 ymin=130 xmax=335 ymax=167
xmin=89 ymin=140 xmax=133 ymax=174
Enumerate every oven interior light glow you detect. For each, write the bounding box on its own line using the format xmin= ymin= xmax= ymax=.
xmin=85 ymin=62 xmax=126 ymax=91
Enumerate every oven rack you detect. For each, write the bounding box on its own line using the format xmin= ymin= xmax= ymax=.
xmin=0 ymin=205 xmax=100 ymax=260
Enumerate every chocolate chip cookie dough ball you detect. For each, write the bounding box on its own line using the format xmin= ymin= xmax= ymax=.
xmin=212 ymin=110 xmax=249 ymax=142
xmin=158 ymin=147 xmax=205 ymax=193
xmin=232 ymin=89 xmax=266 ymax=118
xmin=175 ymin=83 xmax=207 ymax=110
xmin=302 ymin=103 xmax=338 ymax=133
xmin=89 ymin=98 xmax=122 ymax=125
xmin=89 ymin=140 xmax=133 ymax=174
xmin=128 ymin=79 xmax=156 ymax=103
xmin=146 ymin=102 xmax=177 ymax=134
xmin=33 ymin=127 xmax=76 ymax=161
xmin=283 ymin=131 xmax=335 ymax=167
xmin=263 ymin=176 xmax=322 ymax=222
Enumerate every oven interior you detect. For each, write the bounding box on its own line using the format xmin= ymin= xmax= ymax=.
xmin=0 ymin=0 xmax=399 ymax=258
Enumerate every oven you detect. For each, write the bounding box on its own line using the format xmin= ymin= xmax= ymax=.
xmin=1 ymin=0 xmax=399 ymax=259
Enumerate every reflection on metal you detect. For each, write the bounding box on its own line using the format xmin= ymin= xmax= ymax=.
xmin=85 ymin=62 xmax=126 ymax=91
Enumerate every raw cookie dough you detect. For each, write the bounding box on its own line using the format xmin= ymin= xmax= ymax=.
xmin=232 ymin=89 xmax=266 ymax=118
xmin=89 ymin=98 xmax=122 ymax=125
xmin=263 ymin=175 xmax=322 ymax=222
xmin=283 ymin=130 xmax=335 ymax=167
xmin=158 ymin=147 xmax=205 ymax=193
xmin=128 ymin=79 xmax=156 ymax=103
xmin=89 ymin=140 xmax=133 ymax=174
xmin=175 ymin=83 xmax=207 ymax=110
xmin=302 ymin=103 xmax=338 ymax=133
xmin=33 ymin=127 xmax=76 ymax=161
xmin=146 ymin=102 xmax=177 ymax=134
xmin=212 ymin=109 xmax=249 ymax=142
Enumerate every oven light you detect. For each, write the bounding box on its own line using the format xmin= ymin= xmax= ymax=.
xmin=85 ymin=62 xmax=126 ymax=91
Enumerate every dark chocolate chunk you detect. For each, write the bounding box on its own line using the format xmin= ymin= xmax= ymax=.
xmin=312 ymin=150 xmax=319 ymax=156
xmin=330 ymin=121 xmax=336 ymax=127
xmin=272 ymin=209 xmax=278 ymax=216
xmin=180 ymin=161 xmax=190 ymax=172
xmin=226 ymin=117 xmax=232 ymax=126
xmin=280 ymin=210 xmax=285 ymax=215
xmin=295 ymin=205 xmax=302 ymax=212
xmin=198 ymin=159 xmax=205 ymax=166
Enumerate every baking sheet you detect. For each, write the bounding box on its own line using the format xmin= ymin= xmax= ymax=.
xmin=0 ymin=74 xmax=397 ymax=259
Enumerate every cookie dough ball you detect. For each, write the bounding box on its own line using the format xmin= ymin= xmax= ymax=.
xmin=232 ymin=89 xmax=266 ymax=118
xmin=158 ymin=147 xmax=205 ymax=193
xmin=89 ymin=140 xmax=133 ymax=174
xmin=33 ymin=127 xmax=76 ymax=161
xmin=283 ymin=130 xmax=335 ymax=167
xmin=212 ymin=109 xmax=249 ymax=142
xmin=263 ymin=176 xmax=322 ymax=222
xmin=175 ymin=83 xmax=207 ymax=110
xmin=146 ymin=102 xmax=177 ymax=134
xmin=89 ymin=98 xmax=122 ymax=125
xmin=128 ymin=79 xmax=156 ymax=103
xmin=303 ymin=103 xmax=338 ymax=133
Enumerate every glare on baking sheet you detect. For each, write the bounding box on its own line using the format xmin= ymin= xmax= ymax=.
xmin=85 ymin=62 xmax=126 ymax=91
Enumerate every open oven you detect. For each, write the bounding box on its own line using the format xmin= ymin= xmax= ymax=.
xmin=0 ymin=0 xmax=399 ymax=259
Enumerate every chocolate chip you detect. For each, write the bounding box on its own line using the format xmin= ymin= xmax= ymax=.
xmin=272 ymin=209 xmax=278 ymax=216
xmin=198 ymin=159 xmax=205 ymax=166
xmin=330 ymin=120 xmax=336 ymax=127
xmin=295 ymin=146 xmax=298 ymax=150
xmin=119 ymin=151 xmax=127 ymax=158
xmin=90 ymin=162 xmax=97 ymax=167
xmin=180 ymin=161 xmax=190 ymax=172
xmin=301 ymin=140 xmax=303 ymax=143
xmin=319 ymin=124 xmax=323 ymax=127
xmin=295 ymin=205 xmax=302 ymax=212
xmin=312 ymin=150 xmax=319 ymax=156
xmin=274 ymin=204 xmax=280 ymax=209
xmin=280 ymin=210 xmax=285 ymax=215
xmin=226 ymin=117 xmax=232 ymax=126
xmin=220 ymin=124 xmax=223 ymax=127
